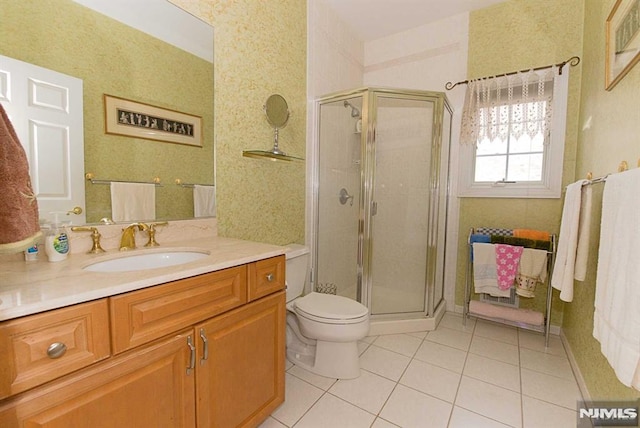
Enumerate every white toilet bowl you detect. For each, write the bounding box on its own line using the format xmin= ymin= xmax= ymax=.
xmin=286 ymin=292 xmax=370 ymax=379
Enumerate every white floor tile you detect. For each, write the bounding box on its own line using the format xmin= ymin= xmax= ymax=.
xmin=329 ymin=370 xmax=396 ymax=414
xmin=518 ymin=330 xmax=566 ymax=357
xmin=380 ymin=384 xmax=452 ymax=428
xmin=358 ymin=340 xmax=371 ymax=356
xmin=522 ymin=395 xmax=578 ymax=428
xmin=371 ymin=417 xmax=400 ymax=427
xmin=399 ymin=359 xmax=461 ymax=403
xmin=469 ymin=335 xmax=520 ymax=365
xmin=288 ymin=365 xmax=337 ymax=391
xmin=362 ymin=335 xmax=378 ymax=344
xmin=448 ymin=406 xmax=512 ymax=428
xmin=439 ymin=312 xmax=476 ymax=333
xmin=359 ymin=345 xmax=411 ymax=381
xmin=455 ymin=376 xmax=522 ymax=428
xmin=413 ymin=340 xmax=468 ymax=373
xmin=285 ymin=359 xmax=294 ymax=371
xmin=521 ymin=368 xmax=582 ymax=410
xmin=474 ymin=320 xmax=519 ymax=345
xmin=270 ymin=374 xmax=323 ymax=427
xmin=463 ymin=353 xmax=521 ymax=392
xmin=257 ymin=416 xmax=288 ymax=428
xmin=372 ymin=333 xmax=423 ymax=357
xmin=406 ymin=330 xmax=428 ymax=339
xmin=520 ymin=348 xmax=575 ymax=381
xmin=295 ymin=393 xmax=375 ymax=428
xmin=425 ymin=326 xmax=473 ymax=351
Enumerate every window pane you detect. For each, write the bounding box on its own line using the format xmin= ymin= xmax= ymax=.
xmin=476 ymin=137 xmax=507 ymax=155
xmin=475 ymin=155 xmax=506 ymax=181
xmin=507 ymin=153 xmax=543 ymax=181
xmin=509 ymin=133 xmax=545 ymax=154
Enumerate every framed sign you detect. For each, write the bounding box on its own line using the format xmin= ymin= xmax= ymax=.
xmin=606 ymin=0 xmax=640 ymax=90
xmin=104 ymin=94 xmax=202 ymax=147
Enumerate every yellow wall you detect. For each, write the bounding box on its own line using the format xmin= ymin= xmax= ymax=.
xmin=457 ymin=0 xmax=585 ymax=325
xmin=0 ymin=0 xmax=214 ymax=222
xmin=563 ymin=0 xmax=640 ymax=401
xmin=171 ymin=0 xmax=307 ymax=245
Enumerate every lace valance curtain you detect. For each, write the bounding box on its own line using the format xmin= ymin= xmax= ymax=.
xmin=459 ymin=67 xmax=561 ymax=145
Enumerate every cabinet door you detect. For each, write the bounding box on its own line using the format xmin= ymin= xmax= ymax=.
xmin=0 ymin=299 xmax=110 ymax=399
xmin=0 ymin=330 xmax=196 ymax=428
xmin=248 ymin=255 xmax=285 ymax=301
xmin=111 ymin=265 xmax=247 ymax=353
xmin=196 ymin=292 xmax=285 ymax=428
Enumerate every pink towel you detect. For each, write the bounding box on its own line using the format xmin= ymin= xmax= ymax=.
xmin=495 ymin=244 xmax=524 ymax=290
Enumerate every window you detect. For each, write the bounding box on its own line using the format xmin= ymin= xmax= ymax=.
xmin=458 ymin=67 xmax=570 ymax=198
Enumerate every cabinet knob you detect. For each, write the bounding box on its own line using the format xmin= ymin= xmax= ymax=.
xmin=47 ymin=342 xmax=67 ymax=359
xmin=266 ymin=273 xmax=274 ymax=282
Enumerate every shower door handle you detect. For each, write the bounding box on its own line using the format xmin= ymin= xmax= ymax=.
xmin=371 ymin=201 xmax=378 ymax=216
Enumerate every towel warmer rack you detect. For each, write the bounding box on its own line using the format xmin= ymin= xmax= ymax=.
xmin=463 ymin=227 xmax=557 ymax=347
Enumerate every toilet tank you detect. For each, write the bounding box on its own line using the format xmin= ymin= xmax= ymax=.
xmin=285 ymin=244 xmax=309 ymax=302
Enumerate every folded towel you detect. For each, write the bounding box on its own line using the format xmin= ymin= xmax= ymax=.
xmin=193 ymin=185 xmax=216 ymax=217
xmin=110 ymin=182 xmax=156 ymax=222
xmin=490 ymin=235 xmax=552 ymax=251
xmin=551 ymin=180 xmax=589 ymax=302
xmin=0 ymin=104 xmax=42 ymax=253
xmin=469 ymin=300 xmax=544 ymax=326
xmin=473 ymin=243 xmax=510 ymax=298
xmin=494 ymin=244 xmax=524 ymax=290
xmin=593 ymin=168 xmax=640 ymax=390
xmin=513 ymin=229 xmax=550 ymax=241
xmin=574 ymin=185 xmax=592 ymax=281
xmin=515 ymin=248 xmax=549 ymax=298
xmin=476 ymin=227 xmax=513 ymax=237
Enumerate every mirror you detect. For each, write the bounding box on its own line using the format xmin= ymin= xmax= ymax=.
xmin=0 ymin=0 xmax=214 ymax=224
xmin=243 ymin=94 xmax=302 ymax=162
xmin=264 ymin=94 xmax=290 ymax=129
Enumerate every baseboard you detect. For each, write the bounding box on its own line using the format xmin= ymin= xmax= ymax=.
xmin=560 ymin=329 xmax=592 ymax=401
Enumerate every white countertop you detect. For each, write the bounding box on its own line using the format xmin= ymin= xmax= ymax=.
xmin=0 ymin=236 xmax=286 ymax=321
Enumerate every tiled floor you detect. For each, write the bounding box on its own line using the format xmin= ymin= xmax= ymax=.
xmin=260 ymin=312 xmax=582 ymax=428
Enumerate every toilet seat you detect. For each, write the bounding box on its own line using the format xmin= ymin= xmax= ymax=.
xmin=294 ymin=292 xmax=369 ymax=325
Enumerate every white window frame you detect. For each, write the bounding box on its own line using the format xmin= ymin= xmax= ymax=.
xmin=458 ymin=69 xmax=569 ymax=199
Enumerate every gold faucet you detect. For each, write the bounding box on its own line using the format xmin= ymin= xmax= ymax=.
xmin=119 ymin=223 xmax=149 ymax=251
xmin=71 ymin=226 xmax=106 ymax=254
xmin=144 ymin=222 xmax=168 ymax=247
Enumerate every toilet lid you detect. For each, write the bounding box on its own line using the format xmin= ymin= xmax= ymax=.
xmin=294 ymin=292 xmax=369 ymax=321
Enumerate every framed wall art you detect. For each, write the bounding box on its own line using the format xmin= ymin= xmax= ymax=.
xmin=606 ymin=0 xmax=640 ymax=90
xmin=104 ymin=94 xmax=202 ymax=147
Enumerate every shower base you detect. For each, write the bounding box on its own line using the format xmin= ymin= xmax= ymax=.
xmin=368 ymin=300 xmax=446 ymax=336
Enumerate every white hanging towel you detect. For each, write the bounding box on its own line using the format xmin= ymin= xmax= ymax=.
xmin=472 ymin=243 xmax=510 ymax=298
xmin=550 ymin=179 xmax=589 ymax=302
xmin=574 ymin=185 xmax=593 ymax=281
xmin=193 ymin=185 xmax=216 ymax=217
xmin=593 ymin=168 xmax=640 ymax=390
xmin=110 ymin=182 xmax=156 ymax=222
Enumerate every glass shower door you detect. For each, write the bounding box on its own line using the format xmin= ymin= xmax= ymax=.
xmin=368 ymin=95 xmax=435 ymax=316
xmin=315 ymin=96 xmax=363 ymax=300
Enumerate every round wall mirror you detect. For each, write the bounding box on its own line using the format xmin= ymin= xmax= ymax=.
xmin=264 ymin=94 xmax=290 ymax=129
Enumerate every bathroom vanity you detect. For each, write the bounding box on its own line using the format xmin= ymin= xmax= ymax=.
xmin=0 ymin=234 xmax=286 ymax=427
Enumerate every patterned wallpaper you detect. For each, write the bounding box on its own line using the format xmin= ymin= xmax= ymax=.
xmin=171 ymin=0 xmax=307 ymax=246
xmin=456 ymin=0 xmax=585 ymax=327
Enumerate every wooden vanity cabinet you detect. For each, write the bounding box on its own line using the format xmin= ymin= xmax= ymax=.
xmin=0 ymin=255 xmax=286 ymax=428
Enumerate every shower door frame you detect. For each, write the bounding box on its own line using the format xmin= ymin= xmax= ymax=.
xmin=313 ymin=87 xmax=452 ymax=319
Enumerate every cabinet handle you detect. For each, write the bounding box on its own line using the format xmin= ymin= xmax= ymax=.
xmin=266 ymin=273 xmax=274 ymax=282
xmin=199 ymin=328 xmax=208 ymax=364
xmin=186 ymin=336 xmax=196 ymax=375
xmin=47 ymin=342 xmax=67 ymax=359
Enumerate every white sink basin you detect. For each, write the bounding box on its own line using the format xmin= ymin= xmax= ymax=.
xmin=84 ymin=249 xmax=210 ymax=273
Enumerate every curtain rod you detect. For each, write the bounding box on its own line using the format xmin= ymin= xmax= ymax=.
xmin=445 ymin=56 xmax=581 ymax=90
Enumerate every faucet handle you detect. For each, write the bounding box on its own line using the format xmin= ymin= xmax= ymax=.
xmin=71 ymin=226 xmax=106 ymax=254
xmin=145 ymin=222 xmax=168 ymax=247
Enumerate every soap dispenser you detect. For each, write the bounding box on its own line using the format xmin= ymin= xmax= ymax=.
xmin=44 ymin=212 xmax=70 ymax=262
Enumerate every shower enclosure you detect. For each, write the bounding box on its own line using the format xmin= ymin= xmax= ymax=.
xmin=313 ymin=88 xmax=452 ymax=333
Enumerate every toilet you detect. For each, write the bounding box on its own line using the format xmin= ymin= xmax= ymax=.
xmin=285 ymin=244 xmax=370 ymax=379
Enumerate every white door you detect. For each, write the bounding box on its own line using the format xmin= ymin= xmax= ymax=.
xmin=0 ymin=55 xmax=85 ymax=225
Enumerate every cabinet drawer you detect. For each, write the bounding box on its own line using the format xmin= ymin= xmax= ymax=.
xmin=111 ymin=265 xmax=247 ymax=353
xmin=0 ymin=299 xmax=110 ymax=400
xmin=248 ymin=255 xmax=285 ymax=301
